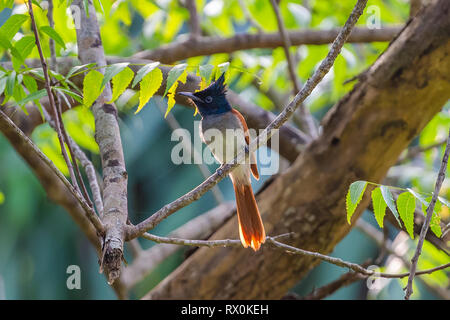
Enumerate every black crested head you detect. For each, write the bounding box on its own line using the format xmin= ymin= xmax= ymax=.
xmin=196 ymin=72 xmax=227 ymax=99
xmin=177 ymin=72 xmax=231 ymax=117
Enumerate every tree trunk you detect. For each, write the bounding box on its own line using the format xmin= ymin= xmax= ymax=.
xmin=144 ymin=0 xmax=450 ymax=299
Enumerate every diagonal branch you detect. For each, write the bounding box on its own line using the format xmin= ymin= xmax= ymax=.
xmin=41 ymin=107 xmax=104 ymax=216
xmin=270 ymin=0 xmax=318 ymax=138
xmin=27 ymin=0 xmax=81 ymax=196
xmin=121 ymin=202 xmax=235 ymax=289
xmin=0 ymin=110 xmax=104 ymax=234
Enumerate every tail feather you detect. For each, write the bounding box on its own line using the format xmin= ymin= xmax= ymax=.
xmin=233 ymin=182 xmax=265 ymax=251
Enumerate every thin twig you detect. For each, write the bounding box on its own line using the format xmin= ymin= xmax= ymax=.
xmin=405 ymin=128 xmax=450 ymax=299
xmin=41 ymin=107 xmax=104 ymax=216
xmin=127 ymin=0 xmax=369 ymax=240
xmin=266 ymin=237 xmax=450 ymax=279
xmin=183 ymin=0 xmax=201 ymax=39
xmin=121 ymin=202 xmax=235 ymax=289
xmin=357 ymin=220 xmax=450 ymax=300
xmin=139 ymin=232 xmax=449 ymax=279
xmin=270 ymin=0 xmax=318 ymax=138
xmin=27 ymin=0 xmax=80 ymax=194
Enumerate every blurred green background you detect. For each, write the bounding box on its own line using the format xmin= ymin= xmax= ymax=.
xmin=0 ymin=0 xmax=448 ymax=299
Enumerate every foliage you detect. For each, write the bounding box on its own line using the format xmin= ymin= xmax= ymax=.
xmin=346 ymin=181 xmax=448 ymax=239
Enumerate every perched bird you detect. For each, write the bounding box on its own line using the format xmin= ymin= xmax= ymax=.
xmin=178 ymin=73 xmax=266 ymax=251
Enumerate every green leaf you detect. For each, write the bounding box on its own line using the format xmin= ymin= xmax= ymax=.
xmin=83 ymin=70 xmax=104 ymax=107
xmin=407 ymin=188 xmax=429 ymax=207
xmin=0 ymin=190 xmax=4 ymax=205
xmin=346 ymin=180 xmax=367 ymax=224
xmin=132 ymin=62 xmax=160 ymax=88
xmin=136 ymin=67 xmax=163 ymax=114
xmin=163 ymin=63 xmax=187 ymax=97
xmin=66 ymin=63 xmax=97 ymax=79
xmin=31 ymin=0 xmax=42 ymax=9
xmin=17 ymin=89 xmax=47 ymax=106
xmin=101 ymin=62 xmax=130 ymax=89
xmin=165 ymin=81 xmax=180 ymax=118
xmin=54 ymin=87 xmax=83 ymax=104
xmin=22 ymin=74 xmax=38 ymax=93
xmin=0 ymin=0 xmax=14 ymax=11
xmin=0 ymin=14 xmax=28 ymax=42
xmin=109 ymin=67 xmax=134 ymax=103
xmin=438 ymin=196 xmax=450 ymax=208
xmin=421 ymin=197 xmax=443 ymax=238
xmin=40 ymin=26 xmax=66 ymax=49
xmin=396 ymin=192 xmax=416 ymax=238
xmin=380 ymin=185 xmax=402 ymax=227
xmin=6 ymin=71 xmax=15 ymax=96
xmin=371 ymin=187 xmax=387 ymax=228
xmin=0 ymin=77 xmax=7 ymax=96
xmin=199 ymin=64 xmax=214 ymax=83
xmin=12 ymin=36 xmax=35 ymax=69
xmin=430 ymin=210 xmax=442 ymax=238
xmin=0 ymin=33 xmax=12 ymax=49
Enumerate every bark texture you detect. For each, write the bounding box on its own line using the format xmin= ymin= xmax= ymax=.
xmin=143 ymin=0 xmax=450 ymax=299
xmin=72 ymin=0 xmax=128 ymax=283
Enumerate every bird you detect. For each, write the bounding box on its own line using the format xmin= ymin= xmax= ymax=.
xmin=178 ymin=73 xmax=266 ymax=251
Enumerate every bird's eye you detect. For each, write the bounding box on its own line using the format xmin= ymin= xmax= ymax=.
xmin=205 ymin=96 xmax=213 ymax=103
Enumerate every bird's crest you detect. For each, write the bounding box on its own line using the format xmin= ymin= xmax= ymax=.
xmin=203 ymin=72 xmax=227 ymax=97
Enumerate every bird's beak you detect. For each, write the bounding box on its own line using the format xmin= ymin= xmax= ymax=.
xmin=177 ymin=91 xmax=202 ymax=103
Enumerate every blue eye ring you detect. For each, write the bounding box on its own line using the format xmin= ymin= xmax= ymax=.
xmin=205 ymin=96 xmax=213 ymax=103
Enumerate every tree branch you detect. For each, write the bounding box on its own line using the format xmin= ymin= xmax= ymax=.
xmin=41 ymin=107 xmax=104 ymax=216
xmin=133 ymin=26 xmax=401 ymax=63
xmin=0 ymin=110 xmax=104 ymax=237
xmin=183 ymin=0 xmax=201 ymax=39
xmin=405 ymin=128 xmax=450 ymax=299
xmin=27 ymin=0 xmax=81 ymax=196
xmin=270 ymin=0 xmax=318 ymax=138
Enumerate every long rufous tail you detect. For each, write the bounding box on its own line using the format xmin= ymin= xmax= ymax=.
xmin=232 ymin=181 xmax=266 ymax=251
